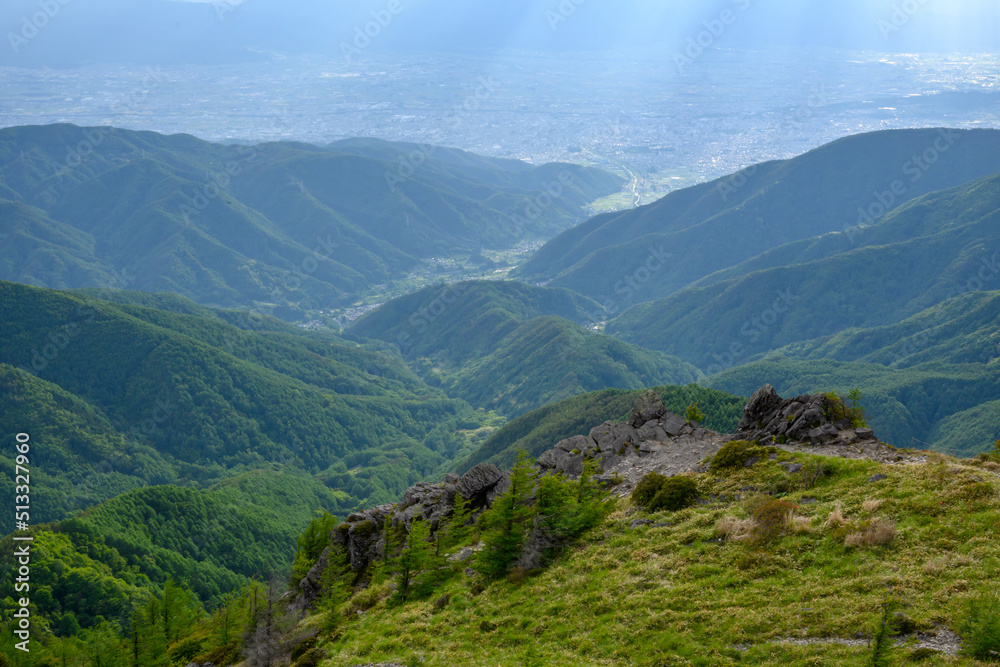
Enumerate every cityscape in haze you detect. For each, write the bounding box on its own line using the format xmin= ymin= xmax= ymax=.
xmin=5 ymin=50 xmax=1000 ymax=203
xmin=4 ymin=1 xmax=1000 ymax=665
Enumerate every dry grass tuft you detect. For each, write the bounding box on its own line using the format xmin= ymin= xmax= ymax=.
xmin=824 ymin=503 xmax=846 ymax=528
xmin=922 ymin=556 xmax=948 ymax=575
xmin=784 ymin=512 xmax=812 ymax=534
xmin=844 ymin=519 xmax=896 ymax=548
xmin=862 ymin=499 xmax=884 ymax=513
xmin=715 ymin=516 xmax=757 ymax=542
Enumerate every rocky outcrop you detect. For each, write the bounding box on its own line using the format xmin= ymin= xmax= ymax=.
xmin=311 ymin=384 xmax=898 ymax=602
xmin=328 ymin=463 xmax=509 ymax=576
xmin=537 ymin=389 xmax=715 ymax=489
xmin=734 ymin=384 xmax=874 ymax=445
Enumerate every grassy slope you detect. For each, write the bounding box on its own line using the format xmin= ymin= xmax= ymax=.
xmin=321 ymin=450 xmax=1000 ymax=666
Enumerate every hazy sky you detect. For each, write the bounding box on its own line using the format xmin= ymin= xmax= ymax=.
xmin=2 ymin=0 xmax=999 ymax=67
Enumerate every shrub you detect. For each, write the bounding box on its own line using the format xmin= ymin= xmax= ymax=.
xmin=685 ymin=403 xmax=706 ymax=423
xmin=632 ymin=472 xmax=669 ymax=507
xmin=710 ymin=440 xmax=763 ymax=472
xmin=650 ymin=476 xmax=699 ymax=512
xmin=632 ymin=473 xmax=699 ymax=511
xmin=959 ymin=592 xmax=1000 ymax=661
xmin=292 ymin=647 xmax=328 ymax=667
xmin=748 ymin=497 xmax=796 ymax=543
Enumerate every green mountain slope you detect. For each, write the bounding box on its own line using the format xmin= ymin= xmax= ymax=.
xmin=607 ymin=171 xmax=1000 ymax=370
xmin=0 ymin=470 xmax=338 ymax=628
xmin=347 ymin=281 xmax=700 ymax=416
xmin=0 ymin=280 xmax=490 ymax=535
xmin=514 ymin=128 xmax=1000 ymax=308
xmin=0 ymin=124 xmax=622 ymax=316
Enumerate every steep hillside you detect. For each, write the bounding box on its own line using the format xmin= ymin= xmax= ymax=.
xmin=0 ymin=280 xmax=491 ymax=534
xmin=515 ymin=128 xmax=1000 ymax=307
xmin=0 ymin=124 xmax=622 ymax=316
xmin=41 ymin=386 xmax=1000 ymax=667
xmin=606 ymin=172 xmax=1000 ymax=370
xmin=347 ymin=281 xmax=700 ymax=416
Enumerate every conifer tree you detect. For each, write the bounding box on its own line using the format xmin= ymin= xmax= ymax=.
xmin=475 ymin=451 xmax=537 ymax=579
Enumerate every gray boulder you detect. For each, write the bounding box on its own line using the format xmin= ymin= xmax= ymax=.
xmin=457 ymin=463 xmax=510 ymax=509
xmin=628 ymin=389 xmax=667 ymax=427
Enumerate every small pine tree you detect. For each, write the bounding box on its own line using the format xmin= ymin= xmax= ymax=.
xmin=847 ymin=387 xmax=868 ymax=427
xmin=392 ymin=518 xmax=433 ymax=604
xmin=475 ymin=451 xmax=537 ymax=579
xmin=437 ymin=492 xmax=473 ymax=556
xmin=685 ymin=403 xmax=705 ymax=423
xmin=867 ymin=595 xmax=900 ymax=667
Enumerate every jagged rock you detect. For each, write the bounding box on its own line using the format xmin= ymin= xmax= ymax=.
xmin=398 ymin=481 xmax=454 ymax=530
xmin=738 ymin=384 xmax=784 ymax=431
xmin=856 ymin=428 xmax=875 ymax=440
xmin=457 ymin=463 xmax=510 ymax=509
xmin=630 ymin=519 xmax=654 ymax=529
xmin=444 ymin=473 xmax=460 ymax=484
xmin=628 ymin=389 xmax=667 ymax=427
xmin=660 ymin=412 xmax=687 ymax=437
xmin=448 ymin=547 xmax=475 ymax=563
xmin=590 ymin=421 xmax=638 ymax=455
xmin=517 ymin=514 xmax=559 ymax=570
xmin=637 ymin=421 xmax=669 ymax=442
xmin=869 ymin=473 xmax=888 ymax=483
xmin=298 ymin=545 xmax=330 ymax=607
xmin=538 ymin=438 xmax=588 ymax=477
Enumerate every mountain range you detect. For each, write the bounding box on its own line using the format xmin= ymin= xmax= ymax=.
xmin=0 ymin=124 xmax=621 ymax=317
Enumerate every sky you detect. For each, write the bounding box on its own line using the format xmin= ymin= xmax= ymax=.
xmin=2 ymin=0 xmax=999 ymax=68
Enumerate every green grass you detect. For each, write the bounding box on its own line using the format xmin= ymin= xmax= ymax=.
xmin=318 ymin=450 xmax=1000 ymax=666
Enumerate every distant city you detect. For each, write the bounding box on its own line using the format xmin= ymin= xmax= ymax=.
xmin=4 ymin=49 xmax=998 ymax=207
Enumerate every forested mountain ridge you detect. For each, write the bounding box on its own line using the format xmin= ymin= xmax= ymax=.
xmin=606 ymin=168 xmax=1000 ymax=369
xmin=346 ymin=280 xmax=700 ymax=416
xmin=0 ymin=124 xmax=622 ymax=317
xmin=0 ymin=279 xmax=494 ymax=536
xmin=514 ymin=128 xmax=1000 ymax=308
